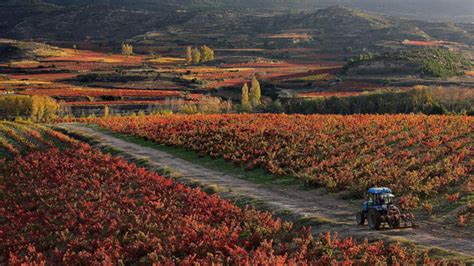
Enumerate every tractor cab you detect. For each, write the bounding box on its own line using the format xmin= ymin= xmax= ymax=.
xmin=363 ymin=187 xmax=395 ymax=213
xmin=356 ymin=187 xmax=415 ymax=230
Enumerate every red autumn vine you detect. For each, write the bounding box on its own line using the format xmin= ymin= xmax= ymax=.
xmin=74 ymin=114 xmax=472 ymax=199
xmin=1 ymin=146 xmax=425 ymax=264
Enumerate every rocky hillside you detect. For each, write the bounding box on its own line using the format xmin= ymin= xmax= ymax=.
xmin=1 ymin=2 xmax=473 ymax=54
xmin=343 ymin=48 xmax=472 ymax=78
xmin=0 ymin=39 xmax=71 ymax=62
xmin=0 ymin=0 xmax=59 ymax=34
xmin=40 ymin=0 xmax=474 ymax=23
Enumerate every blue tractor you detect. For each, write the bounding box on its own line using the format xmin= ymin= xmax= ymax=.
xmin=356 ymin=187 xmax=415 ymax=230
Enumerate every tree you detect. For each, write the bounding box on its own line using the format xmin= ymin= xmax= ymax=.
xmin=121 ymin=43 xmax=133 ymax=56
xmin=192 ymin=48 xmax=201 ymax=64
xmin=241 ymin=83 xmax=251 ymax=112
xmin=250 ymin=75 xmax=261 ymax=107
xmin=197 ymin=96 xmax=226 ymax=114
xmin=186 ymin=46 xmax=193 ymax=64
xmin=208 ymin=46 xmax=215 ymax=61
xmin=104 ymin=105 xmax=110 ymax=117
xmin=179 ymin=96 xmax=229 ymax=114
xmin=200 ymin=45 xmax=215 ymax=62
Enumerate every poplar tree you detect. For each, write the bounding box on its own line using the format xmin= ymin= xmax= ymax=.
xmin=104 ymin=105 xmax=110 ymax=117
xmin=241 ymin=83 xmax=250 ymax=111
xmin=200 ymin=45 xmax=215 ymax=62
xmin=192 ymin=48 xmax=201 ymax=64
xmin=121 ymin=43 xmax=133 ymax=56
xmin=250 ymin=75 xmax=261 ymax=107
xmin=186 ymin=46 xmax=193 ymax=64
xmin=208 ymin=46 xmax=214 ymax=61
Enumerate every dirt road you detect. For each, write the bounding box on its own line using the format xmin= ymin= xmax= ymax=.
xmin=58 ymin=123 xmax=474 ymax=257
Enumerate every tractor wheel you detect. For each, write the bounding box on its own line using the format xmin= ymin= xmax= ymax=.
xmin=368 ymin=209 xmax=382 ymax=230
xmin=390 ymin=218 xmax=401 ymax=228
xmin=356 ymin=212 xmax=365 ymax=225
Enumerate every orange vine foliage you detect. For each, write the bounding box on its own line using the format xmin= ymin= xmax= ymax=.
xmin=79 ymin=114 xmax=473 ymax=198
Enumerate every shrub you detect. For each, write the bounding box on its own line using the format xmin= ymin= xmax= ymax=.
xmin=179 ymin=96 xmax=231 ymax=114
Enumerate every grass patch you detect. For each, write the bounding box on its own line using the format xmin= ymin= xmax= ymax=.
xmin=101 ymin=146 xmax=124 ymax=157
xmin=202 ymin=184 xmax=224 ymax=195
xmin=298 ymin=73 xmax=332 ymax=81
xmin=294 ymin=215 xmax=339 ymax=227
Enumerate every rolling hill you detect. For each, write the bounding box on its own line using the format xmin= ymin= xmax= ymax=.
xmin=40 ymin=0 xmax=474 ymax=22
xmin=0 ymin=1 xmax=472 ymax=54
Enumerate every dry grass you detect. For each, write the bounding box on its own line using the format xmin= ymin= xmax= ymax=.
xmin=6 ymin=60 xmax=40 ymax=68
xmin=148 ymin=57 xmax=185 ymax=64
xmin=401 ymin=40 xmax=451 ymax=46
xmin=34 ymin=47 xmax=74 ymax=58
xmin=7 ymin=73 xmax=78 ymax=81
xmin=0 ymin=80 xmax=51 ymax=85
xmin=20 ymin=88 xmax=182 ymax=97
xmin=42 ymin=50 xmax=145 ymax=64
xmin=297 ymin=73 xmax=334 ymax=81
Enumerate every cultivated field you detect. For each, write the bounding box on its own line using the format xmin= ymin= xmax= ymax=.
xmin=0 ymin=121 xmax=434 ymax=264
xmin=0 ymin=40 xmax=351 ymax=116
xmin=0 ymin=121 xmax=79 ymax=158
xmin=1 ymin=2 xmax=473 ymax=263
xmin=74 ymin=114 xmax=474 ymax=224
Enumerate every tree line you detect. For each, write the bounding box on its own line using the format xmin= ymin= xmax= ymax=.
xmin=186 ymin=45 xmax=215 ymax=64
xmin=284 ymin=88 xmax=473 ymax=115
xmin=0 ymin=95 xmax=59 ymax=122
xmin=2 ymin=86 xmax=469 ymax=120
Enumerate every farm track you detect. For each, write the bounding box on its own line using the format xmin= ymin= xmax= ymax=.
xmin=58 ymin=123 xmax=474 ymax=257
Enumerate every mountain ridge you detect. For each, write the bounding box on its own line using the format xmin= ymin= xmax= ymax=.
xmin=1 ymin=3 xmax=472 ymax=54
xmin=38 ymin=0 xmax=474 ymax=22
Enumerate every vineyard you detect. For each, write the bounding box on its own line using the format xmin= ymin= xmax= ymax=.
xmin=0 ymin=39 xmax=348 ymax=116
xmin=0 ymin=121 xmax=79 ymax=158
xmin=0 ymin=129 xmax=428 ymax=264
xmin=80 ymin=114 xmax=473 ymax=199
xmin=0 ymin=40 xmax=190 ymax=113
xmin=19 ymin=88 xmax=182 ymax=98
xmin=1 ymin=1 xmax=474 ymax=262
